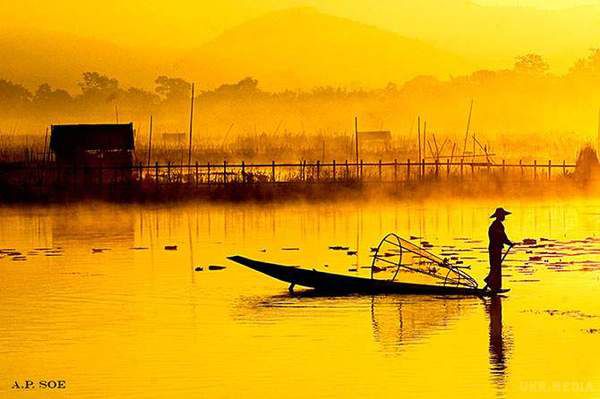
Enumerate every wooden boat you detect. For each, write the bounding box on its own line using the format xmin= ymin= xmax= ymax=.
xmin=228 ymin=255 xmax=491 ymax=296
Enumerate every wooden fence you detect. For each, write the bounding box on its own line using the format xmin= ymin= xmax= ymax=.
xmin=114 ymin=159 xmax=576 ymax=185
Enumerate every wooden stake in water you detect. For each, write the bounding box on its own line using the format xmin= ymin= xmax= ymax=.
xmin=461 ymin=99 xmax=473 ymax=161
xmin=417 ymin=116 xmax=421 ymax=174
xmin=188 ymin=83 xmax=195 ymax=167
xmin=43 ymin=127 xmax=49 ymax=163
xmin=597 ymin=107 xmax=600 ymax=154
xmin=354 ymin=117 xmax=359 ymax=177
xmin=147 ymin=115 xmax=153 ymax=167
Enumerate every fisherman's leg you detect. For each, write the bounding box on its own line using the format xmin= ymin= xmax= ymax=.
xmin=490 ymin=250 xmax=503 ymax=291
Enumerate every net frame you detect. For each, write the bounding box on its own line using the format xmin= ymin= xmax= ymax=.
xmin=370 ymin=233 xmax=478 ymax=289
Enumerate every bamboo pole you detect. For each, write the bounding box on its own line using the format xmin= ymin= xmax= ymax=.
xmin=43 ymin=127 xmax=49 ymax=163
xmin=417 ymin=116 xmax=421 ymax=174
xmin=147 ymin=115 xmax=153 ymax=167
xmin=333 ymin=160 xmax=336 ymax=182
xmin=354 ymin=117 xmax=359 ymax=178
xmin=187 ymin=83 xmax=195 ymax=167
xmin=272 ymin=160 xmax=276 ymax=183
xmin=461 ymin=99 xmax=473 ymax=161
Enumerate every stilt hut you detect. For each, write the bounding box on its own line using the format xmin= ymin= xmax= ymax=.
xmin=50 ymin=123 xmax=135 ymax=182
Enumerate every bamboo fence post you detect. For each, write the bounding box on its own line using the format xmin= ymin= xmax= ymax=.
xmin=207 ymin=162 xmax=211 ymax=185
xmin=345 ymin=160 xmax=349 ymax=181
xmin=167 ymin=161 xmax=171 ymax=183
xmin=154 ymin=161 xmax=158 ymax=184
xmin=435 ymin=159 xmax=439 ymax=177
xmin=407 ymin=159 xmax=411 ymax=182
xmin=548 ymin=160 xmax=552 ymax=180
xmin=394 ymin=159 xmax=398 ymax=183
xmin=333 ymin=160 xmax=337 ymax=182
xmin=271 ymin=160 xmax=275 ymax=183
xmin=242 ymin=161 xmax=246 ymax=183
xmin=316 ymin=160 xmax=321 ymax=182
xmin=519 ymin=159 xmax=523 ymax=178
xmin=534 ymin=160 xmax=537 ymax=180
xmin=378 ymin=159 xmax=382 ymax=182
xmin=563 ymin=160 xmax=566 ymax=176
xmin=460 ymin=158 xmax=464 ymax=178
xmin=195 ymin=161 xmax=199 ymax=186
xmin=303 ymin=160 xmax=307 ymax=181
xmin=446 ymin=158 xmax=450 ymax=178
xmin=360 ymin=159 xmax=363 ymax=181
xmin=224 ymin=160 xmax=228 ymax=184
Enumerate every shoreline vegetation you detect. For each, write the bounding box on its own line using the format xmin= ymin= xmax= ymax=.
xmin=2 ymin=49 xmax=600 ymax=163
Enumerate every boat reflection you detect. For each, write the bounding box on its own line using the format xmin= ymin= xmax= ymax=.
xmin=370 ymin=295 xmax=475 ymax=352
xmin=234 ymin=291 xmax=477 ymax=351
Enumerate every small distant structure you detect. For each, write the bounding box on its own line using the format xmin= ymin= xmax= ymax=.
xmin=50 ymin=123 xmax=134 ymax=168
xmin=162 ymin=132 xmax=186 ymax=145
xmin=358 ymin=130 xmax=392 ymax=150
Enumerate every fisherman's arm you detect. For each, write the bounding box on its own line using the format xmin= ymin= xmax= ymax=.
xmin=501 ymin=226 xmax=513 ymax=246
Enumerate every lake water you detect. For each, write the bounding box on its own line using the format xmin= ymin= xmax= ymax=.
xmin=1 ymin=198 xmax=599 ymax=398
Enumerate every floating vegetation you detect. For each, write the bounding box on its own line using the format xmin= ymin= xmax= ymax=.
xmin=92 ymin=248 xmax=110 ymax=253
xmin=524 ymin=309 xmax=598 ymax=319
xmin=583 ymin=328 xmax=600 ymax=334
xmin=164 ymin=245 xmax=178 ymax=250
xmin=329 ymin=246 xmax=349 ymax=251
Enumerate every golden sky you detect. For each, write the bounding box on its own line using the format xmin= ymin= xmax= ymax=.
xmin=3 ymin=0 xmax=600 ymax=49
xmin=3 ymin=0 xmax=600 ymax=91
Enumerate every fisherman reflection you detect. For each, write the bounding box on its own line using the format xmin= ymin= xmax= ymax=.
xmin=485 ymin=295 xmax=509 ymax=390
xmin=485 ymin=208 xmax=513 ymax=293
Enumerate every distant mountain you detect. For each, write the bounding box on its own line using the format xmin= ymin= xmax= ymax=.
xmin=175 ymin=7 xmax=467 ymax=90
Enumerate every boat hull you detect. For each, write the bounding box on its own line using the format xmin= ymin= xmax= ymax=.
xmin=228 ymin=255 xmax=488 ymax=296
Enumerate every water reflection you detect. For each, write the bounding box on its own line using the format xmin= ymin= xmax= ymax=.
xmin=485 ymin=296 xmax=511 ymax=394
xmin=370 ymin=295 xmax=473 ymax=351
xmin=235 ymin=292 xmax=477 ymax=351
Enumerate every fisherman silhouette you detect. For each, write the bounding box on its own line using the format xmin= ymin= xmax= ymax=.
xmin=484 ymin=208 xmax=513 ymax=293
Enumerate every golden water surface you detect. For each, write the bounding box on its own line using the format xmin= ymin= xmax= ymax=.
xmin=1 ymin=198 xmax=599 ymax=398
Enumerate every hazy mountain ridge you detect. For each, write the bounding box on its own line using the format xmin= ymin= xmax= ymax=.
xmin=175 ymin=7 xmax=467 ymax=89
xmin=2 ymin=3 xmax=600 ymax=91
